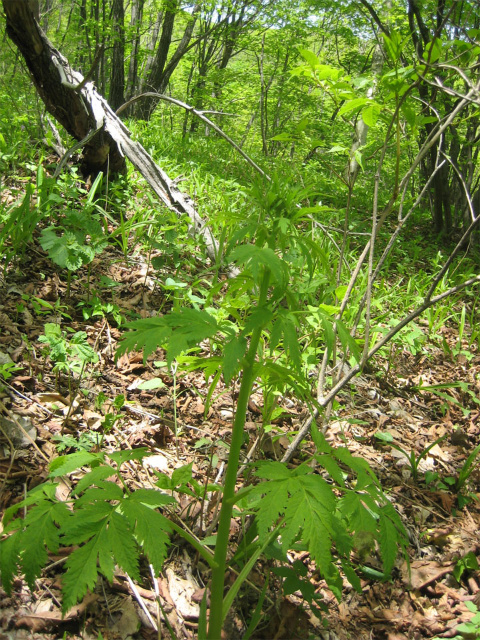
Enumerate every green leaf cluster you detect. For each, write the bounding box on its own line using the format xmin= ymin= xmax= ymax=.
xmin=0 ymin=450 xmax=174 ymax=613
xmin=38 ymin=323 xmax=98 ymax=374
xmin=248 ymin=432 xmax=408 ymax=598
xmin=39 ymin=210 xmax=107 ymax=272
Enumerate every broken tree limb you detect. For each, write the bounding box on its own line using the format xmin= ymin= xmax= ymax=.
xmin=1 ymin=0 xmax=224 ymax=267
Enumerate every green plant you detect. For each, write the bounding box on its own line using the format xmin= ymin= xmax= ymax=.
xmin=39 ymin=211 xmax=107 ymax=297
xmin=53 ymin=432 xmax=98 ymax=453
xmin=114 ymin=222 xmax=407 ymax=637
xmin=455 ymin=443 xmax=480 ymax=496
xmin=433 ymin=600 xmax=480 ymax=640
xmin=0 ymin=210 xmax=408 ymax=640
xmin=0 ymin=164 xmax=59 ymax=270
xmin=375 ymin=431 xmax=447 ymax=482
xmin=19 ymin=294 xmax=72 ymax=321
xmin=38 ymin=323 xmax=98 ymax=393
xmin=0 ymin=362 xmax=22 ymax=385
xmin=0 ymin=449 xmax=176 ymax=613
xmin=95 ymin=393 xmax=126 ymax=448
xmin=77 ymin=294 xmax=124 ymax=326
xmin=412 ymin=381 xmax=480 ymax=418
xmin=38 ymin=173 xmax=108 ymax=296
xmin=453 ymin=551 xmax=479 ymax=584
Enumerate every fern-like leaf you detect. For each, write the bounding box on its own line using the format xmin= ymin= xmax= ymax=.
xmin=62 ymin=534 xmax=107 ymax=612
xmin=251 ymin=454 xmax=407 ymax=596
xmin=107 ymin=511 xmax=139 ymax=579
xmin=20 ymin=501 xmax=70 ymax=588
xmin=122 ymin=498 xmax=172 ymax=573
xmin=117 ymin=308 xmax=218 ymax=365
xmin=0 ymin=533 xmax=20 ymax=595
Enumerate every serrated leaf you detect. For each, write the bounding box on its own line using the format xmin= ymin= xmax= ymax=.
xmin=340 ymin=558 xmax=362 ymax=592
xmin=62 ymin=502 xmax=114 ymax=545
xmin=49 ymin=451 xmax=103 ymax=478
xmin=0 ymin=534 xmax=20 ymax=594
xmin=72 ymin=465 xmax=117 ymax=495
xmin=75 ymin=482 xmax=124 ymax=506
xmin=39 ymin=227 xmax=69 ymax=269
xmin=116 ymin=317 xmax=171 ymax=362
xmin=62 ymin=535 xmax=104 ymax=612
xmin=242 ymin=306 xmax=273 ymax=333
xmin=117 ymin=309 xmax=218 ymax=365
xmin=172 ymin=462 xmax=193 ymax=487
xmin=2 ymin=482 xmax=59 ymax=525
xmin=251 ymin=479 xmax=289 ymax=541
xmin=108 ymin=447 xmax=150 ymax=467
xmin=229 ymin=245 xmax=288 ymax=288
xmin=20 ymin=505 xmax=63 ymax=587
xmin=107 ymin=511 xmax=139 ymax=579
xmin=254 ymin=461 xmax=292 ymax=480
xmin=315 ymin=454 xmax=346 ymax=487
xmin=121 ymin=499 xmax=171 ymax=573
xmin=378 ymin=510 xmax=399 ymax=576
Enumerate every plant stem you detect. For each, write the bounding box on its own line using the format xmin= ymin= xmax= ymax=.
xmin=206 ymin=269 xmax=270 ymax=640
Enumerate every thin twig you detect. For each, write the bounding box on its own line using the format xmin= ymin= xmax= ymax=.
xmin=126 ymin=573 xmax=158 ymax=631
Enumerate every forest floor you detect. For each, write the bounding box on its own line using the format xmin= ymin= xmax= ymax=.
xmin=1 ymin=231 xmax=480 ymax=640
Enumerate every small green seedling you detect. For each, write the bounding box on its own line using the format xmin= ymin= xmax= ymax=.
xmin=433 ymin=600 xmax=480 ymax=640
xmin=0 ymin=362 xmax=22 ymax=384
xmin=38 ymin=323 xmax=98 ymax=393
xmin=454 ymin=551 xmax=479 ymax=584
xmin=375 ymin=431 xmax=447 ymax=482
xmin=455 ymin=442 xmax=480 ymax=494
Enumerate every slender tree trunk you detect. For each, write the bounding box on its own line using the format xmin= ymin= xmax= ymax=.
xmin=125 ymin=0 xmax=145 ymax=104
xmin=137 ymin=3 xmax=200 ymax=120
xmin=109 ymin=0 xmax=125 ymax=111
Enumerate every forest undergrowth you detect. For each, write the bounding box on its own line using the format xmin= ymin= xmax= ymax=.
xmin=0 ymin=143 xmax=480 ymax=640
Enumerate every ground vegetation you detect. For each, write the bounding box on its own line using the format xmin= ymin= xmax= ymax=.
xmin=0 ymin=1 xmax=480 ymax=639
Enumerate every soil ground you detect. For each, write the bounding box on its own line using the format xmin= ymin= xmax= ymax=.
xmin=1 ymin=235 xmax=480 ymax=640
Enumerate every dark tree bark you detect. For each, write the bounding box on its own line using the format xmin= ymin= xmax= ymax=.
xmin=2 ymin=0 xmax=126 ymax=176
xmin=136 ymin=2 xmax=200 ymax=120
xmin=125 ymin=0 xmax=145 ymax=108
xmin=109 ymin=0 xmax=125 ymax=111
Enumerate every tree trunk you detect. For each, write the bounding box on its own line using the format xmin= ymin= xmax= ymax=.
xmin=2 ymin=0 xmax=126 ymax=176
xmin=137 ymin=3 xmax=200 ymax=121
xmin=109 ymin=0 xmax=125 ymax=111
xmin=125 ymin=0 xmax=145 ymax=108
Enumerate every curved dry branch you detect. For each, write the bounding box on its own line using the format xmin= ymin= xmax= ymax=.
xmin=116 ymin=92 xmax=271 ymax=181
